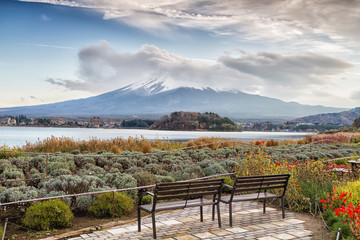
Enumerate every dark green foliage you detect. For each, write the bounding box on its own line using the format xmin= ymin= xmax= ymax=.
xmin=88 ymin=192 xmax=134 ymax=218
xmin=332 ymin=222 xmax=353 ymax=238
xmin=352 ymin=116 xmax=360 ymax=128
xmin=22 ymin=200 xmax=74 ymax=230
xmin=121 ymin=119 xmax=155 ymax=128
xmin=323 ymin=209 xmax=339 ymax=228
xmin=151 ymin=111 xmax=242 ymax=131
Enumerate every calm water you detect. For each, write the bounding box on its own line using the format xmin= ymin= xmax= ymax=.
xmin=0 ymin=127 xmax=314 ymax=147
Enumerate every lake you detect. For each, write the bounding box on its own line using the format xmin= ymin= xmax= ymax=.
xmin=0 ymin=127 xmax=314 ymax=147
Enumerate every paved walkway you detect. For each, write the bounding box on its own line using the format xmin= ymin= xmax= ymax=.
xmin=67 ymin=202 xmax=312 ymax=240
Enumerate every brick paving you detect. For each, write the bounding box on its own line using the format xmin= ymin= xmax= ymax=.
xmin=67 ymin=202 xmax=312 ymax=240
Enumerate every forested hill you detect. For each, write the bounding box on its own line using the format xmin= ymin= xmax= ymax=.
xmin=150 ymin=111 xmax=242 ymax=131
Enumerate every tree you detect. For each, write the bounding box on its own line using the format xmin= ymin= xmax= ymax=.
xmin=352 ymin=116 xmax=360 ymax=128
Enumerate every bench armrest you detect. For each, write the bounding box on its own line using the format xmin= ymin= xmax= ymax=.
xmin=138 ymin=191 xmax=154 ymax=206
xmin=223 ymin=184 xmax=233 ymax=190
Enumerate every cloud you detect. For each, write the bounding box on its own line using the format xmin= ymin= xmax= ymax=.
xmin=35 ymin=44 xmax=76 ymax=50
xmin=219 ymin=51 xmax=353 ymax=99
xmin=46 ymin=41 xmax=260 ymax=93
xmin=351 ymin=90 xmax=360 ymax=102
xmin=20 ymin=96 xmax=43 ymax=104
xmin=40 ymin=14 xmax=50 ymax=21
xmin=220 ymin=52 xmax=353 ymax=85
xmin=46 ymin=41 xmax=352 ymax=105
xmin=19 ymin=0 xmax=360 ymax=48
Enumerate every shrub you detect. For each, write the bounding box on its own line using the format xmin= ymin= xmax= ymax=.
xmin=0 ymin=186 xmax=39 ymax=203
xmin=101 ymin=173 xmax=137 ymax=197
xmin=337 ymin=180 xmax=360 ymax=205
xmin=141 ymin=194 xmax=152 ymax=205
xmin=9 ymin=157 xmax=30 ymax=172
xmin=156 ymin=175 xmax=175 ymax=183
xmin=22 ymin=200 xmax=73 ymax=230
xmin=71 ymin=149 xmax=81 ymax=155
xmin=223 ymin=176 xmax=234 ymax=193
xmin=74 ymin=156 xmax=96 ymax=168
xmin=332 ymin=222 xmax=352 ymax=238
xmin=40 ymin=175 xmax=105 ymax=195
xmin=0 ymin=222 xmax=2 ymax=238
xmin=0 ymin=167 xmax=25 ymax=187
xmin=76 ymin=195 xmax=95 ymax=212
xmin=203 ymin=162 xmax=227 ymax=176
xmin=0 ymin=160 xmax=11 ymax=174
xmin=46 ymin=161 xmax=71 ymax=176
xmin=132 ymin=171 xmax=157 ymax=187
xmin=88 ymin=192 xmax=134 ymax=218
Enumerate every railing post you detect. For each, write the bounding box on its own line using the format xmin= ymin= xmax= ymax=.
xmin=45 ymin=154 xmax=49 ymax=177
xmin=1 ymin=218 xmax=8 ymax=240
xmin=112 ymin=191 xmax=115 ymax=219
xmin=315 ymin=194 xmax=318 ymax=216
xmin=336 ymin=228 xmax=341 ymax=240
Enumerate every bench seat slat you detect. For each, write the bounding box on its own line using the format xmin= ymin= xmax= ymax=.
xmin=220 ymin=192 xmax=281 ymax=203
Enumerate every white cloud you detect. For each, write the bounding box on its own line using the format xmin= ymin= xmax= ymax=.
xmin=19 ymin=0 xmax=360 ymax=50
xmin=40 ymin=14 xmax=50 ymax=21
xmin=35 ymin=44 xmax=76 ymax=50
xmin=46 ymin=41 xmax=353 ymax=107
xmin=48 ymin=41 xmax=258 ymax=93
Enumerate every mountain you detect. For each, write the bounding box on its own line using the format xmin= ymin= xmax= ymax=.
xmin=292 ymin=107 xmax=360 ymax=125
xmin=0 ymin=80 xmax=346 ymax=119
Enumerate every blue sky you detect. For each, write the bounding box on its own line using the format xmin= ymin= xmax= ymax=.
xmin=1 ymin=0 xmax=360 ymax=109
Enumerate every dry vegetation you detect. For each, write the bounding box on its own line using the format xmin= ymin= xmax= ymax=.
xmin=19 ymin=135 xmax=325 ymax=154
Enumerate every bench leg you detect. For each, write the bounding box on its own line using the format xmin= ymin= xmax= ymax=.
xmin=212 ymin=204 xmax=215 ymax=221
xmin=281 ymin=197 xmax=285 ymax=218
xmin=200 ymin=206 xmax=203 ymax=222
xmin=152 ymin=212 xmax=157 ymax=239
xmin=217 ymin=203 xmax=222 ymax=228
xmin=263 ymin=199 xmax=266 ymax=214
xmin=229 ymin=203 xmax=233 ymax=227
xmin=137 ymin=207 xmax=141 ymax=232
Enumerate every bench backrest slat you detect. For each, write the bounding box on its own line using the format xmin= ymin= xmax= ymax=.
xmin=231 ymin=174 xmax=290 ymax=198
xmin=157 ymin=190 xmax=220 ymax=201
xmin=154 ymin=179 xmax=224 ymax=203
xmin=158 ymin=185 xmax=221 ymax=196
xmin=235 ymin=179 xmax=288 ymax=188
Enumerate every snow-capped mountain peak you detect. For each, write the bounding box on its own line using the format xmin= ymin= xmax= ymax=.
xmin=121 ymin=76 xmax=173 ymax=96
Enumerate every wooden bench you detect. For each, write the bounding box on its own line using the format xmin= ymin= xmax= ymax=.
xmin=213 ymin=174 xmax=291 ymax=227
xmin=138 ymin=178 xmax=224 ymax=239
